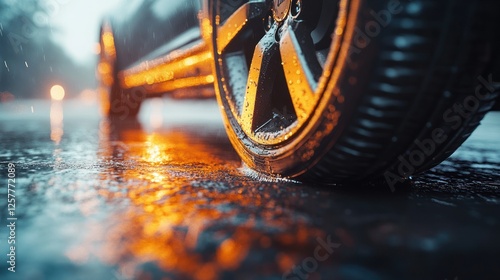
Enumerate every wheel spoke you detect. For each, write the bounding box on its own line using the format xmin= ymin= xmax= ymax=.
xmin=217 ymin=1 xmax=267 ymax=54
xmin=280 ymin=21 xmax=323 ymax=122
xmin=241 ymin=26 xmax=280 ymax=134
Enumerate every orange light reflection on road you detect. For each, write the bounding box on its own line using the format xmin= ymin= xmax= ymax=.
xmin=66 ymin=122 xmax=326 ymax=279
xmin=144 ymin=134 xmax=169 ymax=164
xmin=50 ymin=101 xmax=64 ymax=144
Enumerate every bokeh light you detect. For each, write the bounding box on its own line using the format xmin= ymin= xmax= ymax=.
xmin=51 ymin=85 xmax=66 ymax=101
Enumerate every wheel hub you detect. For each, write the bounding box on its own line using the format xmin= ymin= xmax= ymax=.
xmin=213 ymin=0 xmax=346 ymax=145
xmin=273 ymin=0 xmax=292 ymax=22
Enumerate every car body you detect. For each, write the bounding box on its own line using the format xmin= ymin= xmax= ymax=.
xmin=99 ymin=0 xmax=213 ymax=101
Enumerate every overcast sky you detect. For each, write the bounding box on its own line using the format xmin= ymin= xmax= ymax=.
xmin=50 ymin=0 xmax=122 ymax=64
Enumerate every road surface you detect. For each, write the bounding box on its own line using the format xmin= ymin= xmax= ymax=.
xmin=0 ymin=98 xmax=499 ymax=280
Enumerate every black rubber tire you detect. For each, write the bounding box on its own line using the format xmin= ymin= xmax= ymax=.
xmin=306 ymin=0 xmax=500 ymax=187
xmin=210 ymin=0 xmax=499 ymax=187
xmin=98 ymin=23 xmax=143 ymax=120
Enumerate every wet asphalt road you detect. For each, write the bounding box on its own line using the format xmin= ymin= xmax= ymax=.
xmin=0 ymin=98 xmax=499 ymax=280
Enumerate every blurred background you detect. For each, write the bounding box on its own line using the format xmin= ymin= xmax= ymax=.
xmin=0 ymin=0 xmax=120 ymax=102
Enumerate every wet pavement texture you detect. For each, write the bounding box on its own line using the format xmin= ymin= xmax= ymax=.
xmin=0 ymin=99 xmax=499 ymax=280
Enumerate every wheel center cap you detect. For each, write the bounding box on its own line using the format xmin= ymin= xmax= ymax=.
xmin=273 ymin=0 xmax=292 ymax=22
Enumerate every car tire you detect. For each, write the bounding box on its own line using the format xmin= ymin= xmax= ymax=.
xmin=206 ymin=0 xmax=499 ymax=187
